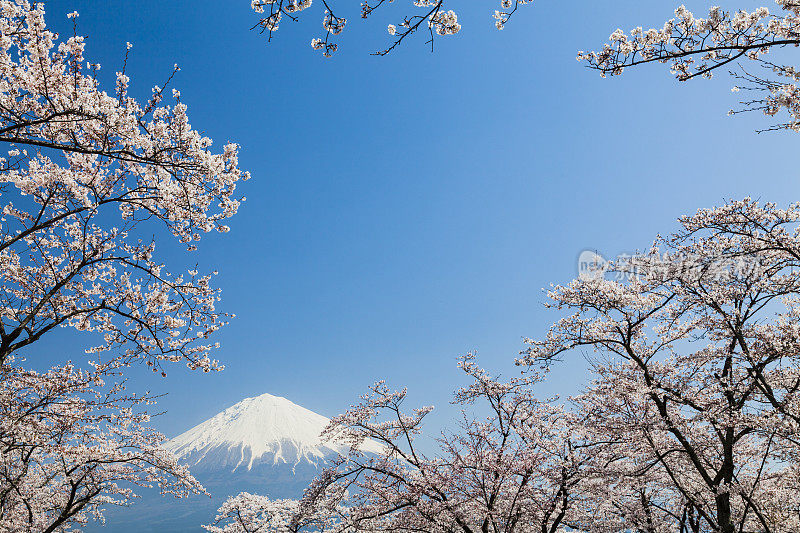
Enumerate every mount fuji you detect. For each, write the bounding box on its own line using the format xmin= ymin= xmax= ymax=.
xmin=96 ymin=392 xmax=377 ymax=533
xmin=167 ymin=392 xmax=382 ymax=475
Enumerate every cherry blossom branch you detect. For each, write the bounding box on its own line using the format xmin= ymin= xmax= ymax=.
xmin=250 ymin=0 xmax=534 ymax=57
xmin=581 ymin=2 xmax=800 ymax=131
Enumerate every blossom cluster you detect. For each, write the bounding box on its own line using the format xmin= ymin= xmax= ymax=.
xmin=0 ymin=358 xmax=205 ymax=530
xmin=0 ymin=0 xmax=249 ymax=373
xmin=580 ymin=1 xmax=800 ymax=131
xmin=249 ymin=0 xmax=534 ymax=56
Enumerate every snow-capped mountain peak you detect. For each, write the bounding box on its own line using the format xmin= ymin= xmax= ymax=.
xmin=167 ymin=392 xmax=381 ymax=472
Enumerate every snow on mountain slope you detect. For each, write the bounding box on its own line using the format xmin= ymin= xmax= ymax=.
xmin=167 ymin=392 xmax=382 ymax=473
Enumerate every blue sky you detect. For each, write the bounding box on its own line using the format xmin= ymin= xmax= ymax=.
xmin=37 ymin=0 xmax=798 ymax=437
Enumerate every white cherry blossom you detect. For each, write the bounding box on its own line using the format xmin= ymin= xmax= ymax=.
xmin=581 ymin=1 xmax=800 ymax=131
xmin=249 ymin=0 xmax=533 ymax=56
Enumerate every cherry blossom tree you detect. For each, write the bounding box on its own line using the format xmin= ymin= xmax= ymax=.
xmin=0 ymin=357 xmax=204 ymax=532
xmin=522 ymin=198 xmax=800 ymax=533
xmin=580 ymin=1 xmax=800 ymax=132
xmin=0 ymin=0 xmax=248 ymax=373
xmin=248 ymin=0 xmax=533 ymax=57
xmin=0 ymin=0 xmax=248 ymax=529
xmin=209 ymin=353 xmax=585 ymax=533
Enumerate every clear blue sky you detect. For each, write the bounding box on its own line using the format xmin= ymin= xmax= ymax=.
xmin=36 ymin=0 xmax=798 ymax=437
